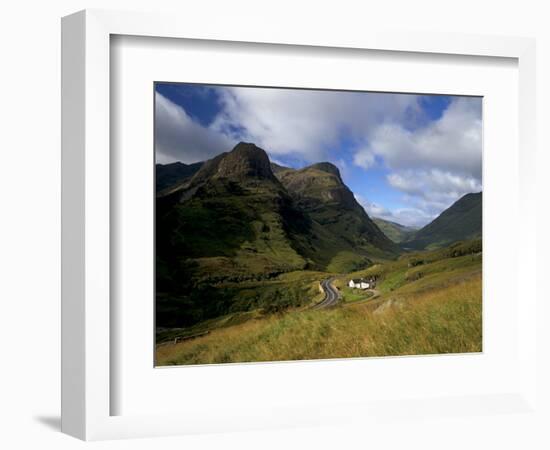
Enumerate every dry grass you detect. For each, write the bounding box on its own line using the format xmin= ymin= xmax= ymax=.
xmin=156 ymin=274 xmax=482 ymax=366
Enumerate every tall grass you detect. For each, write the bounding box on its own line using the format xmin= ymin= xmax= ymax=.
xmin=156 ymin=275 xmax=482 ymax=365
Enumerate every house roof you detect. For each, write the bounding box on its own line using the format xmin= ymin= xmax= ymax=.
xmin=351 ymin=278 xmax=368 ymax=283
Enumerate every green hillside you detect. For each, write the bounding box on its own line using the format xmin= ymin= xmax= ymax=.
xmin=373 ymin=217 xmax=418 ymax=243
xmin=157 ymin=239 xmax=482 ymax=365
xmin=156 ymin=143 xmax=399 ymax=330
xmin=404 ymin=192 xmax=482 ymax=250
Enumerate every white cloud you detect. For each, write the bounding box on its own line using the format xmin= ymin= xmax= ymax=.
xmin=155 ymin=92 xmax=234 ymax=164
xmin=354 ymin=194 xmax=433 ymax=228
xmin=210 ymin=88 xmax=481 ymax=226
xmin=388 ymin=169 xmax=481 ymax=203
xmin=353 ymin=148 xmax=376 ymax=170
xmin=353 ymin=97 xmax=482 ymax=225
xmin=211 ymin=87 xmax=420 ymax=162
xmin=357 ymin=97 xmax=482 ymax=179
xmin=354 ymin=167 xmax=482 ymax=228
xmin=385 ymin=208 xmax=436 ymax=228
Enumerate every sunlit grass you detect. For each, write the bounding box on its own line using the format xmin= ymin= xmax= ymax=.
xmin=341 ymin=287 xmax=374 ymax=303
xmin=156 ymin=275 xmax=482 ymax=366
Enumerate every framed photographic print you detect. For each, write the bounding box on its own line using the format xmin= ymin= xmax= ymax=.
xmin=153 ymin=83 xmax=483 ymax=367
xmin=62 ymin=9 xmax=538 ymax=441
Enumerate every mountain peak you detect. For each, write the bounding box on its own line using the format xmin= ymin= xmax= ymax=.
xmin=308 ymin=162 xmax=342 ymax=179
xmin=275 ymin=160 xmax=399 ymax=255
xmin=215 ymin=142 xmax=275 ymax=180
xmin=231 ymin=141 xmax=264 ymax=154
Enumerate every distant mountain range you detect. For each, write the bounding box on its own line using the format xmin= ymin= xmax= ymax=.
xmin=372 ymin=218 xmax=418 ymax=243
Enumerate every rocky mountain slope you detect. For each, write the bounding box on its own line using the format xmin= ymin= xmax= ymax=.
xmin=274 ymin=161 xmax=399 ymax=259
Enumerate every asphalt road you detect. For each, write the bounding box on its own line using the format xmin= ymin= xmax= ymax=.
xmin=313 ymin=278 xmax=341 ymax=309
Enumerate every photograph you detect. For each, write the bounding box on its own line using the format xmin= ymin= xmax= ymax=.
xmin=154 ymin=83 xmax=482 ymax=366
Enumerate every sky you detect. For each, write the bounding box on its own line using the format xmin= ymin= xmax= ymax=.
xmin=155 ymin=83 xmax=482 ymax=228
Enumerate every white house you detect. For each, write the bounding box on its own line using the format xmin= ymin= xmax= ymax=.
xmin=348 ymin=278 xmax=370 ymax=289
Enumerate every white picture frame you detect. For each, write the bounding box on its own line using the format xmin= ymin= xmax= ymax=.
xmin=61 ymin=9 xmax=538 ymax=441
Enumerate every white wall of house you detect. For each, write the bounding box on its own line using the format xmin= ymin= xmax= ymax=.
xmin=349 ymin=280 xmax=370 ymax=289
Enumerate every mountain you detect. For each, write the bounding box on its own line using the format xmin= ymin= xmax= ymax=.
xmin=156 ymin=161 xmax=203 ymax=192
xmin=404 ymin=192 xmax=482 ymax=250
xmin=157 ymin=143 xmax=305 ymax=280
xmin=270 ymin=162 xmax=293 ymax=175
xmin=157 ymin=143 xmax=399 ymax=283
xmin=275 ymin=162 xmax=400 ymax=262
xmin=156 ymin=142 xmax=402 ymax=328
xmin=373 ymin=218 xmax=418 ymax=243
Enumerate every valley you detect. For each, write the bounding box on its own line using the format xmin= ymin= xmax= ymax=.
xmin=156 ymin=239 xmax=482 ymax=365
xmin=155 ymin=142 xmax=482 ymax=365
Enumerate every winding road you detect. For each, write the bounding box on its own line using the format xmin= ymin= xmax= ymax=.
xmin=313 ymin=278 xmax=341 ymax=309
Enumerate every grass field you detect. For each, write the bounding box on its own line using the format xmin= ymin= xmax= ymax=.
xmin=340 ymin=286 xmax=375 ymax=303
xmin=156 ymin=270 xmax=327 ymax=343
xmin=156 ymin=240 xmax=482 ymax=365
xmin=156 ymin=275 xmax=481 ymax=365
